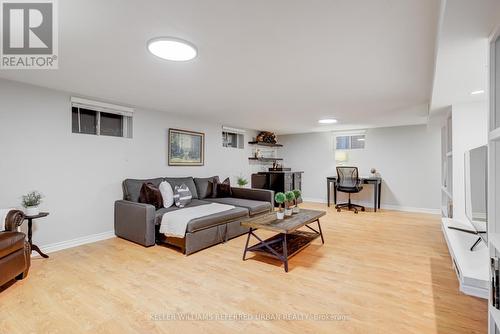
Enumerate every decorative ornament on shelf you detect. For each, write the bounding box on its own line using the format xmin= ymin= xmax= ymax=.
xmin=256 ymin=131 xmax=277 ymax=144
xmin=21 ymin=191 xmax=43 ymax=216
xmin=370 ymin=168 xmax=380 ymax=178
xmin=275 ymin=192 xmax=286 ymax=219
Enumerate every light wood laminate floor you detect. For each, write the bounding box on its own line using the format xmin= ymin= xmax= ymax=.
xmin=0 ymin=203 xmax=487 ymax=333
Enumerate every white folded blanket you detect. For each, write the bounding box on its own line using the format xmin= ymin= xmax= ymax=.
xmin=0 ymin=208 xmax=16 ymax=231
xmin=159 ymin=203 xmax=235 ymax=238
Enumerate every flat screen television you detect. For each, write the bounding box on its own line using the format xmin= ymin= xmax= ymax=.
xmin=464 ymin=145 xmax=488 ymax=243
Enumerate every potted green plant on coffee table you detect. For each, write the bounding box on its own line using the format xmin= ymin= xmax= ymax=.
xmin=284 ymin=191 xmax=295 ymax=216
xmin=292 ymin=189 xmax=302 ymax=213
xmin=22 ymin=191 xmax=43 ymax=216
xmin=275 ymin=192 xmax=286 ymax=219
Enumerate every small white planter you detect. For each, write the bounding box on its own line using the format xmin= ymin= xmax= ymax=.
xmin=25 ymin=206 xmax=39 ymax=216
xmin=292 ymin=206 xmax=300 ymax=214
xmin=276 ymin=211 xmax=285 ymax=220
xmin=284 ymin=208 xmax=293 ymax=216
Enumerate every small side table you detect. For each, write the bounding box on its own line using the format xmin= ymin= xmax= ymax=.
xmin=24 ymin=212 xmax=49 ymax=258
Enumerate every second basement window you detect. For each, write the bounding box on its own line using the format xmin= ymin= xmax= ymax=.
xmin=222 ymin=131 xmax=244 ymax=149
xmin=335 ymin=134 xmax=366 ymax=150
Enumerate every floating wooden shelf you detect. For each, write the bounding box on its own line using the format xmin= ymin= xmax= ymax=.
xmin=248 ymin=157 xmax=283 ymax=161
xmin=248 ymin=141 xmax=283 ymax=147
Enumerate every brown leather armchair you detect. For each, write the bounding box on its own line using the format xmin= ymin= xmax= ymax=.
xmin=0 ymin=210 xmax=30 ymax=287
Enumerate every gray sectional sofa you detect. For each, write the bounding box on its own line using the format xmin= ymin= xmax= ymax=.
xmin=114 ymin=176 xmax=274 ymax=254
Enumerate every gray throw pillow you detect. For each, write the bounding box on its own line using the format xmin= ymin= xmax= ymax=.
xmin=173 ymin=184 xmax=192 ymax=208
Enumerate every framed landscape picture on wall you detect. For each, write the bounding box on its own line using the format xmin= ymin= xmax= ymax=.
xmin=168 ymin=128 xmax=205 ymax=166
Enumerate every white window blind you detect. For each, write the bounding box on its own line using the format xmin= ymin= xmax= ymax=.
xmin=335 ymin=132 xmax=366 ymax=150
xmin=71 ymin=97 xmax=134 ymax=117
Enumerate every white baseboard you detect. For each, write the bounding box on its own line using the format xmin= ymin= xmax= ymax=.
xmin=34 ymin=230 xmax=115 ymax=257
xmin=302 ymin=197 xmax=440 ymax=215
xmin=366 ymin=202 xmax=441 ymax=215
xmin=302 ymin=197 xmax=328 ymax=204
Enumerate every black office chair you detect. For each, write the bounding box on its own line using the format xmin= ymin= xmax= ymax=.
xmin=335 ymin=166 xmax=365 ymax=214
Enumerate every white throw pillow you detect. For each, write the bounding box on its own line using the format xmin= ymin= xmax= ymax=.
xmin=159 ymin=181 xmax=174 ymax=208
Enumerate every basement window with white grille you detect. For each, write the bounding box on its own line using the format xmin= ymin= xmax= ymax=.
xmin=335 ymin=133 xmax=366 ymax=150
xmin=222 ymin=126 xmax=245 ymax=149
xmin=71 ymin=97 xmax=133 ymax=138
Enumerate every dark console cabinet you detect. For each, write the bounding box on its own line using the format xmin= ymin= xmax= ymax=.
xmin=251 ymin=171 xmax=303 ymax=194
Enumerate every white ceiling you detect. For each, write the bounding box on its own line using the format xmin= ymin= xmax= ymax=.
xmin=431 ymin=0 xmax=500 ymax=114
xmin=0 ymin=0 xmax=441 ymax=134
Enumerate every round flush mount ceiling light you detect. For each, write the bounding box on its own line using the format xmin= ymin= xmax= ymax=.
xmin=147 ymin=37 xmax=197 ymax=61
xmin=318 ymin=118 xmax=338 ymax=124
xmin=470 ymin=90 xmax=485 ymax=95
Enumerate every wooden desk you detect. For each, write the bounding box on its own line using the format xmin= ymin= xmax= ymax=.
xmin=327 ymin=176 xmax=382 ymax=212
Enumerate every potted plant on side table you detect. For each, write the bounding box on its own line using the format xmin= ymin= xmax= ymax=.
xmin=284 ymin=191 xmax=295 ymax=216
xmin=22 ymin=191 xmax=43 ymax=216
xmin=292 ymin=189 xmax=302 ymax=213
xmin=275 ymin=192 xmax=286 ymax=219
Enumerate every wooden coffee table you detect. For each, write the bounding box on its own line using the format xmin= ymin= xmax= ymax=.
xmin=241 ymin=209 xmax=326 ymax=272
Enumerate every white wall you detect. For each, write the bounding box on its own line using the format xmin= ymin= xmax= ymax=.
xmin=451 ymin=101 xmax=488 ymax=224
xmin=279 ymin=125 xmax=442 ymax=212
xmin=0 ymin=79 xmax=262 ymax=247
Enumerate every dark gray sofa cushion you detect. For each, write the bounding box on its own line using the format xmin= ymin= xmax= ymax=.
xmin=186 ymin=207 xmax=248 ymax=233
xmin=155 ymin=199 xmax=211 ymax=225
xmin=123 ymin=178 xmax=164 ymax=202
xmin=206 ymin=197 xmax=272 ymax=216
xmin=193 ymin=176 xmax=219 ymax=199
xmin=164 ymin=177 xmax=198 ymax=199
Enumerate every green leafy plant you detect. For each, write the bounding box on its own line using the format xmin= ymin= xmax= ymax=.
xmin=285 ymin=191 xmax=295 ymax=208
xmin=237 ymin=177 xmax=248 ymax=187
xmin=292 ymin=189 xmax=302 ymax=205
xmin=21 ymin=191 xmax=43 ymax=208
xmin=292 ymin=189 xmax=301 ymax=200
xmin=274 ymin=192 xmax=286 ymax=212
